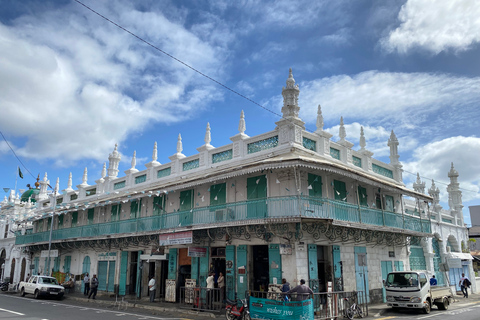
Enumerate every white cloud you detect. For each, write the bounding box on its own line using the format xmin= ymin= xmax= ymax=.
xmin=0 ymin=2 xmax=228 ymax=164
xmin=298 ymin=71 xmax=480 ymax=132
xmin=381 ymin=0 xmax=480 ymax=54
xmin=403 ymin=136 xmax=480 ymax=203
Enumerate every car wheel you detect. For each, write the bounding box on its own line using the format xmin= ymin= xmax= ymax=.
xmin=438 ymin=298 xmax=448 ymax=310
xmin=34 ymin=290 xmax=40 ymax=299
xmin=422 ymin=301 xmax=431 ymax=314
xmin=21 ymin=288 xmax=26 ymax=297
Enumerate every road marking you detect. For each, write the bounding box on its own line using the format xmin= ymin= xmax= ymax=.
xmin=374 ymin=317 xmax=397 ymax=320
xmin=0 ymin=308 xmax=25 ymax=315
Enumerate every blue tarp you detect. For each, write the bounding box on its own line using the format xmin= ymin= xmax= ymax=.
xmin=249 ymin=297 xmax=314 ymax=319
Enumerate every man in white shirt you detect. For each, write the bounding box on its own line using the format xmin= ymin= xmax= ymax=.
xmin=83 ymin=273 xmax=90 ymax=296
xmin=206 ymin=273 xmax=214 ymax=309
xmin=459 ymin=273 xmax=470 ymax=298
xmin=148 ymin=276 xmax=156 ymax=302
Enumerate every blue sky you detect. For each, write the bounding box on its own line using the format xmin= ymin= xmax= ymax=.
xmin=0 ymin=0 xmax=479 ymax=224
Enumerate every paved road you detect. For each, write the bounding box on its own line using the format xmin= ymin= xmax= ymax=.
xmin=0 ymin=294 xmax=196 ymax=320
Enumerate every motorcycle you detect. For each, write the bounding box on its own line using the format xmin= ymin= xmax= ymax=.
xmin=0 ymin=281 xmax=9 ymax=292
xmin=225 ymin=298 xmax=250 ymax=320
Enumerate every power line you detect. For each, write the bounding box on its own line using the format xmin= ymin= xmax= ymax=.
xmin=403 ymin=169 xmax=479 ymax=194
xmin=0 ymin=130 xmax=36 ymax=180
xmin=73 ymin=0 xmax=283 ymax=120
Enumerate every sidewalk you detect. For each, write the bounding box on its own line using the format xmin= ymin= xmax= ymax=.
xmin=62 ymin=290 xmax=219 ymax=318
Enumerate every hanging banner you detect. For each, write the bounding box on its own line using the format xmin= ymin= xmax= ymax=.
xmin=249 ymin=297 xmax=314 ymax=319
xmin=159 ymin=231 xmax=192 ymax=245
xmin=188 ymin=247 xmax=207 ymax=257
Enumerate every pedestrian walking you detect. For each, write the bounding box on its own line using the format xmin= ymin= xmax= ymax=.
xmin=206 ymin=273 xmax=214 ymax=309
xmin=88 ymin=274 xmax=98 ymax=300
xmin=83 ymin=273 xmax=90 ymax=296
xmin=148 ymin=276 xmax=156 ymax=302
xmin=287 ymin=279 xmax=313 ymax=301
xmin=217 ymin=272 xmax=225 ymax=303
xmin=459 ymin=273 xmax=471 ymax=298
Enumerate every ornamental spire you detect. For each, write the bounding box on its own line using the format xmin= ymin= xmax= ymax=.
xmin=388 ymin=130 xmax=399 ymax=164
xmin=359 ymin=126 xmax=366 ymax=150
xmin=152 ymin=142 xmax=158 ymax=162
xmin=413 ymin=172 xmax=425 ymax=194
xmin=177 ymin=134 xmax=183 ymax=153
xmin=315 ymin=105 xmax=324 ymax=132
xmin=108 ymin=143 xmax=121 ymax=178
xmin=238 ymin=110 xmax=246 ymax=134
xmin=205 ymin=123 xmax=211 ymax=145
xmin=131 ymin=151 xmax=137 ymax=169
xmin=281 ymin=68 xmax=300 ymax=119
xmin=82 ymin=167 xmax=88 ymax=185
xmin=339 ymin=117 xmax=346 ymax=141
xmin=67 ymin=172 xmax=73 ymax=189
xmin=101 ymin=163 xmax=106 ymax=178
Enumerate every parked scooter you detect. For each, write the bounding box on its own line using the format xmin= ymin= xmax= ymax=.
xmin=225 ymin=297 xmax=250 ymax=320
xmin=0 ymin=281 xmax=9 ymax=291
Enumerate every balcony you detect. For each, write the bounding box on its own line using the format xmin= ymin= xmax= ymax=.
xmin=16 ymin=196 xmax=431 ymax=245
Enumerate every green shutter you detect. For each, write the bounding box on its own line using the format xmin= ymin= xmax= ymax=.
xmin=268 ymin=244 xmax=282 ymax=284
xmin=153 ymin=195 xmax=165 ymax=215
xmin=237 ymin=245 xmax=248 ymax=299
xmin=47 ymin=218 xmax=51 ymax=231
xmin=384 ymin=195 xmax=394 ymax=212
xmin=33 ymin=257 xmax=39 ymax=275
xmin=71 ymin=211 xmax=78 ymax=227
xmin=88 ymin=208 xmax=95 ymax=224
xmin=308 ymin=174 xmax=322 ymax=198
xmin=308 ymin=244 xmax=318 ymax=280
xmin=247 ymin=175 xmax=267 ymax=218
xmin=119 ymin=251 xmax=128 ymax=295
xmin=191 ymin=257 xmax=199 ymax=284
xmin=334 ymin=180 xmax=347 ymax=201
xmin=130 ymin=200 xmax=140 ymax=219
xmin=332 ymin=245 xmax=342 ymax=291
xmin=199 ymin=247 xmax=210 ymax=289
xmin=64 ymin=256 xmax=71 ymax=273
xmin=97 ymin=261 xmax=108 ymax=291
xmin=107 ymin=261 xmax=115 ymax=292
xmin=54 ymin=257 xmax=60 ymax=272
xmin=58 ymin=215 xmax=64 ymax=229
xmin=210 ymin=183 xmax=226 ymax=206
xmin=136 ymin=250 xmax=143 ymax=298
xmin=358 ymin=186 xmax=368 ymax=207
xmin=179 ymin=190 xmax=193 ymax=226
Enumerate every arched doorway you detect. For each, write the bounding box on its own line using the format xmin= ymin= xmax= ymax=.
xmin=82 ymin=256 xmax=91 ymax=293
xmin=9 ymin=258 xmax=16 ymax=283
xmin=432 ymin=238 xmax=444 ymax=285
xmin=0 ymin=250 xmax=5 ymax=281
xmin=20 ymin=258 xmax=26 ymax=282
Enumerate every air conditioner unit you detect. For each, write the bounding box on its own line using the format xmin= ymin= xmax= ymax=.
xmin=215 ymin=209 xmax=226 ymax=221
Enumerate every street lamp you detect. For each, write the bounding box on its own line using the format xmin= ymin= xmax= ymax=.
xmin=46 ymin=181 xmax=58 ymax=276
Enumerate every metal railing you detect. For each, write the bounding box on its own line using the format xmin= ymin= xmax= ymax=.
xmin=16 ymin=196 xmax=430 ymax=245
xmin=179 ymin=287 xmax=223 ymax=312
xmin=247 ymin=290 xmax=367 ymax=320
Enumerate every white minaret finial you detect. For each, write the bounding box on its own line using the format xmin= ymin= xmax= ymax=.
xmin=447 ymin=162 xmax=463 ymax=213
xmin=153 ymin=142 xmax=158 ymax=162
xmin=205 ymin=123 xmax=211 ymax=145
xmin=339 ymin=117 xmax=346 ymax=141
xmin=388 ymin=130 xmax=399 ymax=164
xmin=82 ymin=167 xmax=88 ymax=185
xmin=413 ymin=172 xmax=425 ymax=194
xmin=108 ymin=143 xmax=121 ymax=178
xmin=177 ymin=134 xmax=183 ymax=153
xmin=239 ymin=110 xmax=246 ymax=134
xmin=359 ymin=126 xmax=366 ymax=150
xmin=281 ymin=68 xmax=300 ymax=118
xmin=316 ymin=105 xmax=324 ymax=132
xmin=101 ymin=163 xmax=106 ymax=178
xmin=55 ymin=177 xmax=59 ymax=194
xmin=428 ymin=180 xmax=441 ymax=212
xmin=131 ymin=151 xmax=137 ymax=169
xmin=67 ymin=172 xmax=72 ymax=189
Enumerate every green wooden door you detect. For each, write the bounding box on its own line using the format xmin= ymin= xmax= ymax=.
xmin=81 ymin=256 xmax=91 ymax=293
xmin=247 ymin=175 xmax=267 ymax=218
xmin=179 ymin=190 xmax=193 ymax=226
xmin=237 ymin=245 xmax=248 ymax=299
xmin=191 ymin=257 xmax=199 ymax=284
xmin=33 ymin=257 xmax=39 ymax=275
xmin=409 ymin=247 xmax=426 ymax=271
xmin=381 ymin=261 xmax=393 ymax=303
xmin=199 ymin=248 xmax=209 ymax=288
xmin=432 ymin=238 xmax=445 ymax=285
xmin=53 ymin=257 xmax=60 ymax=272
xmin=119 ymin=251 xmax=128 ymax=295
xmin=394 ymin=261 xmax=404 ymax=271
xmin=107 ymin=261 xmax=115 ymax=292
xmin=58 ymin=215 xmax=64 ymax=229
xmin=110 ymin=205 xmax=119 ymax=222
xmin=334 ymin=180 xmax=348 ymax=220
xmin=354 ymin=247 xmax=370 ymax=303
xmin=358 ymin=186 xmax=368 ymax=207
xmin=226 ymin=245 xmax=236 ymax=301
xmin=130 ymin=200 xmax=141 ymax=219
xmin=63 ymin=256 xmax=71 ymax=274
xmin=308 ymin=174 xmax=322 ymax=198
xmin=268 ymin=244 xmax=282 ymax=284
xmin=136 ymin=250 xmax=143 ymax=298
xmin=98 ymin=261 xmax=108 ymax=291
xmin=332 ymin=245 xmax=342 ymax=291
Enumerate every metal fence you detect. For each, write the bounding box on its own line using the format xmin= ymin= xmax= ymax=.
xmin=248 ymin=289 xmax=367 ymax=320
xmin=179 ymin=287 xmax=223 ymax=313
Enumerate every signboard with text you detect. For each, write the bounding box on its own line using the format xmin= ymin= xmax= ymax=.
xmin=159 ymin=231 xmax=193 ymax=246
xmin=41 ymin=250 xmax=58 ymax=258
xmin=188 ymin=247 xmax=207 ymax=257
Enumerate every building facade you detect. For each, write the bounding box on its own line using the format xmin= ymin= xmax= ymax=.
xmin=3 ymin=69 xmax=471 ymax=304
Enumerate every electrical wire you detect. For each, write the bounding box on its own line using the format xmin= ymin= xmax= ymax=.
xmin=403 ymin=169 xmax=479 ymax=194
xmin=0 ymin=130 xmax=36 ymax=180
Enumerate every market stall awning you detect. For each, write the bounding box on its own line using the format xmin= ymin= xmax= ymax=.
xmin=446 ymin=252 xmax=474 ymax=260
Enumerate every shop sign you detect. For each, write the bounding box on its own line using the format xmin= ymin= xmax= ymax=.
xmin=447 ymin=258 xmax=462 ymax=269
xmin=98 ymin=252 xmax=117 ymax=261
xmin=188 ymin=247 xmax=207 ymax=257
xmin=159 ymin=231 xmax=193 ymax=245
xmin=40 ymin=250 xmax=58 ymax=258
xmin=249 ymin=297 xmax=314 ymax=319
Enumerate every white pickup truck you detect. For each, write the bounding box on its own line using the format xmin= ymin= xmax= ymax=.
xmin=384 ymin=271 xmax=453 ymax=314
xmin=18 ymin=275 xmax=65 ymax=300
